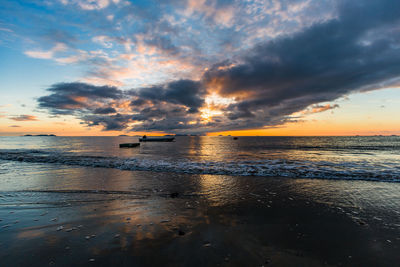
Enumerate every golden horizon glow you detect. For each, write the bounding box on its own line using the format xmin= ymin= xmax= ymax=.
xmin=2 ymin=116 xmax=399 ymax=137
xmin=207 ymin=119 xmax=400 ymax=136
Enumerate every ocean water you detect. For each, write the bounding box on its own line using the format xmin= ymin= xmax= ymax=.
xmin=0 ymin=136 xmax=399 ymax=182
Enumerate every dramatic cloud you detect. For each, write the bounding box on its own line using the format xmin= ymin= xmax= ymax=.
xmin=38 ymin=81 xmax=207 ymax=132
xmin=38 ymin=82 xmax=123 ymax=115
xmin=9 ymin=115 xmax=38 ymax=121
xmin=131 ymin=80 xmax=204 ymax=113
xmin=93 ymin=107 xmax=117 ymax=114
xmin=201 ymin=0 xmax=400 ymax=129
xmin=35 ymin=0 xmax=400 ymax=133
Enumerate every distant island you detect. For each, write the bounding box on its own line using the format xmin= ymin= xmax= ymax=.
xmin=23 ymin=134 xmax=57 ymax=136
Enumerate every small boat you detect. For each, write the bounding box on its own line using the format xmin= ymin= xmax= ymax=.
xmin=119 ymin=143 xmax=140 ymax=148
xmin=139 ymin=135 xmax=175 ymax=142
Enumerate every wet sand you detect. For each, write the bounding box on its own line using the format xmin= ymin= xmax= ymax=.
xmin=1 ymin=170 xmax=400 ymax=266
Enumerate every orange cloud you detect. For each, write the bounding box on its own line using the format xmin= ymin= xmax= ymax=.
xmin=9 ymin=115 xmax=38 ymax=121
xmin=303 ymin=104 xmax=339 ymax=114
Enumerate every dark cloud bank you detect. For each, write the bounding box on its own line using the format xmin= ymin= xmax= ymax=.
xmin=38 ymin=0 xmax=400 ymax=133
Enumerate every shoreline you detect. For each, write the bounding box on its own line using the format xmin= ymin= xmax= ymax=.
xmin=1 ymin=171 xmax=399 ymax=266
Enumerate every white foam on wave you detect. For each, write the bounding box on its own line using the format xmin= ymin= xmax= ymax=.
xmin=0 ymin=149 xmax=399 ymax=182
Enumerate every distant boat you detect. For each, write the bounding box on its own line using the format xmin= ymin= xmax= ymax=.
xmin=119 ymin=143 xmax=140 ymax=148
xmin=233 ymin=137 xmax=238 ymax=140
xmin=139 ymin=136 xmax=175 ymax=142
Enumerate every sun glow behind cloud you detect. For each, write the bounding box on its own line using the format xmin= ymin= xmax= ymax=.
xmin=199 ymin=93 xmax=235 ymax=122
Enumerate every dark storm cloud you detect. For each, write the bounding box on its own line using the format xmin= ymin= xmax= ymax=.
xmin=81 ymin=105 xmax=195 ymax=132
xmin=82 ymin=113 xmax=132 ymax=131
xmin=131 ymin=80 xmax=205 ymax=113
xmin=93 ymin=107 xmax=117 ymax=114
xmin=38 ymin=80 xmax=206 ymax=132
xmin=37 ymin=82 xmax=123 ymax=114
xmin=133 ymin=106 xmax=187 ymax=121
xmin=203 ymin=0 xmax=400 ymax=125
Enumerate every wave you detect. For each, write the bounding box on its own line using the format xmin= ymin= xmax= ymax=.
xmin=255 ymin=144 xmax=400 ymax=151
xmin=0 ymin=149 xmax=399 ymax=182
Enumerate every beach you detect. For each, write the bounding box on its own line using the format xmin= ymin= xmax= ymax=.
xmin=1 ymin=136 xmax=400 ymax=266
xmin=1 ymin=167 xmax=400 ymax=266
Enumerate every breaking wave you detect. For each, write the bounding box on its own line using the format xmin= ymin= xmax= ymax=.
xmin=0 ymin=149 xmax=399 ymax=182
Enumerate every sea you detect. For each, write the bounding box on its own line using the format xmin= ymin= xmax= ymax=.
xmin=0 ymin=136 xmax=399 ymax=183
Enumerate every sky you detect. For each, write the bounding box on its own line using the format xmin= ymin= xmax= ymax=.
xmin=0 ymin=0 xmax=399 ymax=136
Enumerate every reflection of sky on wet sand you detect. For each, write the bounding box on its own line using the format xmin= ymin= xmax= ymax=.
xmin=7 ymin=195 xmax=198 ymax=252
xmin=198 ymin=174 xmax=243 ymax=206
xmin=286 ymin=178 xmax=400 ymax=215
xmin=17 ymin=229 xmax=45 ymax=239
xmin=3 ymin=168 xmax=235 ymax=258
xmin=1 ymin=166 xmax=400 ymax=265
